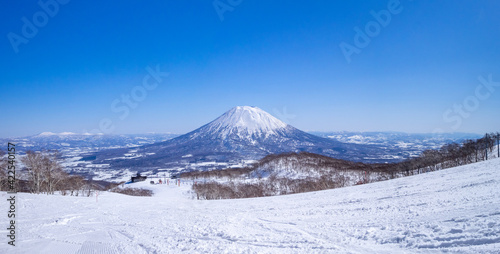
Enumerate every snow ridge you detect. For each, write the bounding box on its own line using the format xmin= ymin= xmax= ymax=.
xmin=38 ymin=132 xmax=57 ymax=136
xmin=37 ymin=132 xmax=82 ymax=136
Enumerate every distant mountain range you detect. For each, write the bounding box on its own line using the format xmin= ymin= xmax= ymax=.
xmin=312 ymin=131 xmax=482 ymax=158
xmin=0 ymin=133 xmax=179 ymax=154
xmin=0 ymin=107 xmax=481 ymax=181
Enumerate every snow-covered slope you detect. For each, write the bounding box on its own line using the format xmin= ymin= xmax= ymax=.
xmin=3 ymin=158 xmax=499 ymax=253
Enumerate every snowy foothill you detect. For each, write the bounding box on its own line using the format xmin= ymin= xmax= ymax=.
xmin=1 ymin=158 xmax=500 ymax=253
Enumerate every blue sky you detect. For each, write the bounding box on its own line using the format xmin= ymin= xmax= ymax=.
xmin=1 ymin=0 xmax=499 ymax=137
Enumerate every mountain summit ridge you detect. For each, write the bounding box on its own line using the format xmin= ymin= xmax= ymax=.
xmin=201 ymin=106 xmax=288 ymax=138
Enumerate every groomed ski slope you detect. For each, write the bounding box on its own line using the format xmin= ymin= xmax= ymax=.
xmin=2 ymin=158 xmax=500 ymax=253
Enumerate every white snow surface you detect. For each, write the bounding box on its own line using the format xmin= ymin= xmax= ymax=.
xmin=2 ymin=158 xmax=500 ymax=253
xmin=37 ymin=132 xmax=57 ymax=136
xmin=205 ymin=106 xmax=288 ymax=137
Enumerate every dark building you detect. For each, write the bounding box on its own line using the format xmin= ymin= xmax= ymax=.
xmin=131 ymin=173 xmax=147 ymax=183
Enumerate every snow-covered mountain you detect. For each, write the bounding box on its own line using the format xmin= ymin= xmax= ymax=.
xmin=205 ymin=106 xmax=287 ymax=138
xmin=91 ymin=106 xmax=383 ymax=171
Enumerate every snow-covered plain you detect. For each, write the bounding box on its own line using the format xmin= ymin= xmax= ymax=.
xmin=2 ymin=158 xmax=500 ymax=253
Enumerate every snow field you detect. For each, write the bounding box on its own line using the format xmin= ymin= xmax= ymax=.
xmin=0 ymin=158 xmax=499 ymax=253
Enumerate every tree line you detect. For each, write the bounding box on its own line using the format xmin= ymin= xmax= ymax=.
xmin=0 ymin=150 xmax=115 ymax=196
xmin=383 ymin=132 xmax=499 ymax=176
xmin=191 ymin=132 xmax=499 ymax=200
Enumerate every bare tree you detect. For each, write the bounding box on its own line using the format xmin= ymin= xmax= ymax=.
xmin=65 ymin=175 xmax=85 ymax=196
xmin=21 ymin=150 xmax=66 ymax=194
xmin=21 ymin=151 xmax=44 ymax=194
xmin=41 ymin=151 xmax=68 ymax=194
xmin=0 ymin=150 xmax=8 ymax=191
xmin=421 ymin=150 xmax=442 ymax=172
xmin=460 ymin=140 xmax=475 ymax=164
xmin=440 ymin=143 xmax=460 ymax=168
xmin=497 ymin=132 xmax=500 ymax=158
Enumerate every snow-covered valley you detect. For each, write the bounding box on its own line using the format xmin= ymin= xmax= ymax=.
xmin=2 ymin=158 xmax=499 ymax=253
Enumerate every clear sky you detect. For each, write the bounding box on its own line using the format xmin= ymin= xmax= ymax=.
xmin=1 ymin=0 xmax=499 ymax=138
